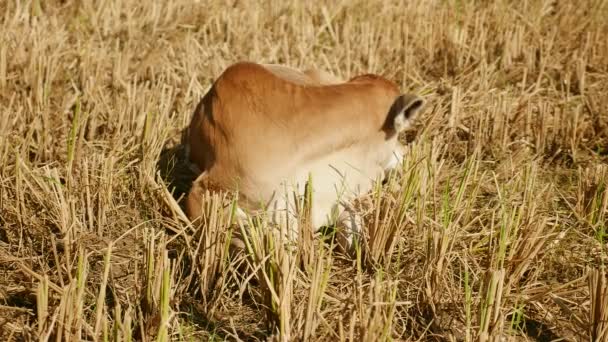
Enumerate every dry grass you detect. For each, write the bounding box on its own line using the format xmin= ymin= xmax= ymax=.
xmin=1 ymin=0 xmax=608 ymax=341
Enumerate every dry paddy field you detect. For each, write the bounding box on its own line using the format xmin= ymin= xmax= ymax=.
xmin=1 ymin=1 xmax=608 ymax=341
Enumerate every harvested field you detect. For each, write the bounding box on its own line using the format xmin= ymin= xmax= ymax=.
xmin=1 ymin=0 xmax=607 ymax=340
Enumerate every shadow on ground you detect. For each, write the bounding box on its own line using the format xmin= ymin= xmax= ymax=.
xmin=156 ymin=132 xmax=197 ymax=209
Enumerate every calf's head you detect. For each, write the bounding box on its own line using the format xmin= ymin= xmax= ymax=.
xmin=381 ymin=93 xmax=425 ymax=175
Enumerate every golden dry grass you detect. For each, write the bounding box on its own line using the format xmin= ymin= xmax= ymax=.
xmin=1 ymin=0 xmax=608 ymax=341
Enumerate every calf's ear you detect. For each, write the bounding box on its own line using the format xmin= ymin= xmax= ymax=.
xmin=384 ymin=94 xmax=425 ymax=135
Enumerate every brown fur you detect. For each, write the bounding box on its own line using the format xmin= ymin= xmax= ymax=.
xmin=185 ymin=62 xmax=424 ymax=253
